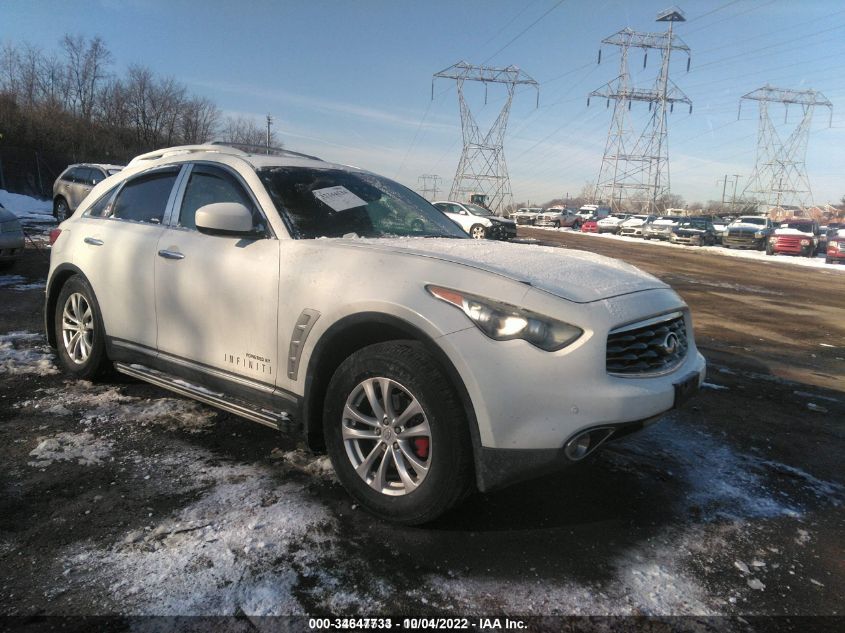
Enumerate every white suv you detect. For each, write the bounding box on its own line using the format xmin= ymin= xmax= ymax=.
xmin=45 ymin=144 xmax=705 ymax=524
xmin=432 ymin=200 xmax=516 ymax=240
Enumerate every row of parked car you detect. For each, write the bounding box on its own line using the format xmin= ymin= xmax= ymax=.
xmin=517 ymin=206 xmax=844 ymax=264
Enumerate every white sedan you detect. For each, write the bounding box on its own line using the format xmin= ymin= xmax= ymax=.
xmin=46 ymin=144 xmax=705 ymax=524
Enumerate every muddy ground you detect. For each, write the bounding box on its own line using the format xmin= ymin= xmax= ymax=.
xmin=0 ymin=227 xmax=843 ymax=624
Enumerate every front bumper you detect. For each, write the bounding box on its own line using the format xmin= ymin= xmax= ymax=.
xmin=0 ymin=233 xmax=25 ymax=261
xmin=619 ymin=227 xmax=645 ymax=237
xmin=670 ymin=234 xmax=703 ymax=245
xmin=724 ymin=234 xmax=764 ymax=249
xmin=514 ymin=216 xmax=535 ymax=226
xmin=487 ymin=222 xmax=517 ymax=240
xmin=436 ymin=287 xmax=706 ymax=489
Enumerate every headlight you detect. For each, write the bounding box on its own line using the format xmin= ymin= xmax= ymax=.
xmin=769 ymin=236 xmax=777 ymax=243
xmin=800 ymin=239 xmax=810 ymax=246
xmin=427 ymin=286 xmax=583 ymax=351
xmin=754 ymin=231 xmax=764 ymax=239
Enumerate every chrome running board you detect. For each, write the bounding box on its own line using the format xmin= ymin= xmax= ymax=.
xmin=114 ymin=362 xmax=290 ymax=431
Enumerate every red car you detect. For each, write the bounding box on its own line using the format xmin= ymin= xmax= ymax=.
xmin=766 ymin=218 xmax=821 ymax=257
xmin=581 ymin=218 xmax=599 ymax=233
xmin=826 ymin=232 xmax=845 ymax=264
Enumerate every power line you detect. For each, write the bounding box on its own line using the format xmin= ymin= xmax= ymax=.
xmin=482 ymin=0 xmax=568 ymax=64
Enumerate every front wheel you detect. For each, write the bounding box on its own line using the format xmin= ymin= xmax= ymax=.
xmin=54 ymin=197 xmax=70 ymax=222
xmin=323 ymin=341 xmax=473 ymax=525
xmin=469 ymin=224 xmax=486 ymax=240
xmin=765 ymin=244 xmax=774 ymax=256
xmin=54 ymin=275 xmax=110 ymax=379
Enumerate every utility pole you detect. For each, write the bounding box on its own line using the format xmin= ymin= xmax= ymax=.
xmin=589 ymin=7 xmax=691 ymax=213
xmin=731 ymin=174 xmax=741 ymax=210
xmin=417 ymin=174 xmax=442 ymax=201
xmin=739 ymin=85 xmax=832 ymax=213
xmin=433 ymin=61 xmax=539 ymax=214
xmin=266 ymin=114 xmax=273 ymax=154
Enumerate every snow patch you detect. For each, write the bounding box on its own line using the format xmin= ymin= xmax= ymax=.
xmin=62 ymin=450 xmax=338 ymax=615
xmin=0 ymin=189 xmax=53 ymax=219
xmin=605 ymin=416 xmax=843 ymax=520
xmin=271 ymin=447 xmax=336 ymax=481
xmin=0 ymin=330 xmax=58 ymax=376
xmin=28 ymin=431 xmax=113 ymax=466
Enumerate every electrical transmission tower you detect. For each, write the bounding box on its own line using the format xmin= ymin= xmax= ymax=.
xmin=417 ymin=174 xmax=442 ymax=201
xmin=738 ymin=85 xmax=833 ymax=212
xmin=589 ymin=7 xmax=691 ymax=213
xmin=433 ymin=61 xmax=538 ymax=214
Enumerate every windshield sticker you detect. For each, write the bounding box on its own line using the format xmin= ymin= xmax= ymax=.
xmin=312 ymin=186 xmax=367 ymax=212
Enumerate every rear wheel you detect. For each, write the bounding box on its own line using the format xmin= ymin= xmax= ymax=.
xmin=54 ymin=275 xmax=110 ymax=379
xmin=323 ymin=341 xmax=473 ymax=525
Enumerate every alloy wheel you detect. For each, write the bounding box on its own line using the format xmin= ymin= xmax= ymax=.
xmin=61 ymin=292 xmax=94 ymax=364
xmin=342 ymin=377 xmax=431 ymax=496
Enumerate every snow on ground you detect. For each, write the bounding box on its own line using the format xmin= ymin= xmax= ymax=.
xmin=0 ymin=189 xmax=52 ymax=220
xmin=605 ymin=415 xmax=843 ymax=520
xmin=533 ymin=226 xmax=845 ymax=272
xmin=64 ymin=452 xmax=336 ymax=615
xmin=0 ymin=275 xmax=46 ymax=291
xmin=0 ymin=330 xmax=58 ymax=376
xmin=28 ymin=431 xmax=113 ymax=467
xmin=16 ymin=381 xmax=218 ymax=434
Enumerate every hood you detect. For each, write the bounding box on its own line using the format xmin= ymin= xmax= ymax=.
xmin=336 ymin=238 xmax=668 ymax=303
xmin=728 ymin=222 xmax=767 ymax=231
xmin=775 ymin=227 xmax=813 ymax=236
xmin=489 ymin=216 xmax=515 ymax=225
xmin=676 ymin=227 xmax=705 ymax=234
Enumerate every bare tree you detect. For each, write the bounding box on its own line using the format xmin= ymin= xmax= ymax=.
xmin=179 ymin=96 xmax=220 ymax=144
xmin=62 ymin=35 xmax=112 ymax=119
xmin=219 ymin=115 xmax=278 ymax=147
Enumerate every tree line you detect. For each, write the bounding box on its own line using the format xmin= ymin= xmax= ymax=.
xmin=0 ymin=34 xmax=278 ymax=185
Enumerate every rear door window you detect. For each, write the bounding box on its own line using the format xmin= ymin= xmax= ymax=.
xmin=110 ymin=167 xmax=179 ymax=224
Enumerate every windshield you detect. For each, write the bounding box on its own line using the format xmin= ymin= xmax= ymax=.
xmin=258 ymin=167 xmax=468 ymax=239
xmin=732 ymin=217 xmax=766 ymax=226
xmin=781 ymin=221 xmax=813 ymax=232
xmin=679 ymin=220 xmax=707 ymax=229
xmin=465 ymin=203 xmax=494 ymax=216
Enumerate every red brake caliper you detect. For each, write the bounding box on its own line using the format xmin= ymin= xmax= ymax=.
xmin=413 ymin=438 xmax=430 ymax=459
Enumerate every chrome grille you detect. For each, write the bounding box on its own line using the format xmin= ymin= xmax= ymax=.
xmin=607 ymin=312 xmax=688 ymax=375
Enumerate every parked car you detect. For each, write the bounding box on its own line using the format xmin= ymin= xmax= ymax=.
xmin=825 ymin=228 xmax=845 ymax=264
xmin=710 ymin=216 xmax=730 ymax=244
xmin=670 ymin=217 xmax=718 ymax=246
xmin=580 ymin=217 xmax=599 ymax=233
xmin=534 ymin=207 xmax=581 ymax=229
xmin=576 ymin=204 xmax=611 ymax=222
xmin=510 ymin=207 xmax=544 ymax=226
xmin=766 ymin=218 xmax=821 ymax=257
xmin=53 ymin=163 xmax=124 ymax=221
xmin=618 ymin=215 xmax=656 ymax=238
xmin=722 ymin=215 xmax=776 ymax=250
xmin=45 ymin=143 xmax=704 ymax=524
xmin=643 ymin=216 xmax=682 ymax=241
xmin=0 ymin=203 xmax=25 ymax=269
xmin=596 ymin=214 xmax=630 ymax=234
xmin=432 ymin=200 xmax=516 ymax=240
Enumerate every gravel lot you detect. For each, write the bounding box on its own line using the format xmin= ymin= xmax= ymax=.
xmin=1 ymin=224 xmax=843 ymax=621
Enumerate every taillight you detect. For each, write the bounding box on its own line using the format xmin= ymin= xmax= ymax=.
xmin=49 ymin=228 xmax=61 ymax=245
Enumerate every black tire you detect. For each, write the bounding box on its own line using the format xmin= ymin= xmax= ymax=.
xmin=826 ymin=257 xmax=833 ymax=264
xmin=54 ymin=275 xmax=110 ymax=380
xmin=573 ymin=220 xmax=581 ymax=230
xmin=765 ymin=244 xmax=774 ymax=256
xmin=468 ymin=224 xmax=486 ymax=240
xmin=54 ymin=197 xmax=70 ymax=222
xmin=323 ymin=341 xmax=473 ymax=525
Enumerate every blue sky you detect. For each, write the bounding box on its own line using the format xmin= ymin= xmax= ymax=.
xmin=3 ymin=0 xmax=844 ymax=205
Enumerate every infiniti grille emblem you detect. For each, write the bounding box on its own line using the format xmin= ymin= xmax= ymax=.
xmin=661 ymin=332 xmax=680 ymax=356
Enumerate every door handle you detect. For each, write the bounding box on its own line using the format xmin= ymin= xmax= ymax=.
xmin=158 ymin=249 xmax=185 ymax=260
xmin=84 ymin=237 xmax=103 ymax=246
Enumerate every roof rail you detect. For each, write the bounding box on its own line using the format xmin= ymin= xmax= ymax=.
xmin=127 ymin=144 xmax=249 ymax=166
xmin=209 ymin=141 xmax=323 ymax=162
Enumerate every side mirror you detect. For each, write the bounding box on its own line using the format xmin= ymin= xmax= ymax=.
xmin=195 ymin=202 xmax=259 ymax=237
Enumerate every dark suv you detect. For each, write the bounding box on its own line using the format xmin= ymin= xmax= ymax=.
xmin=53 ymin=163 xmax=123 ymax=221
